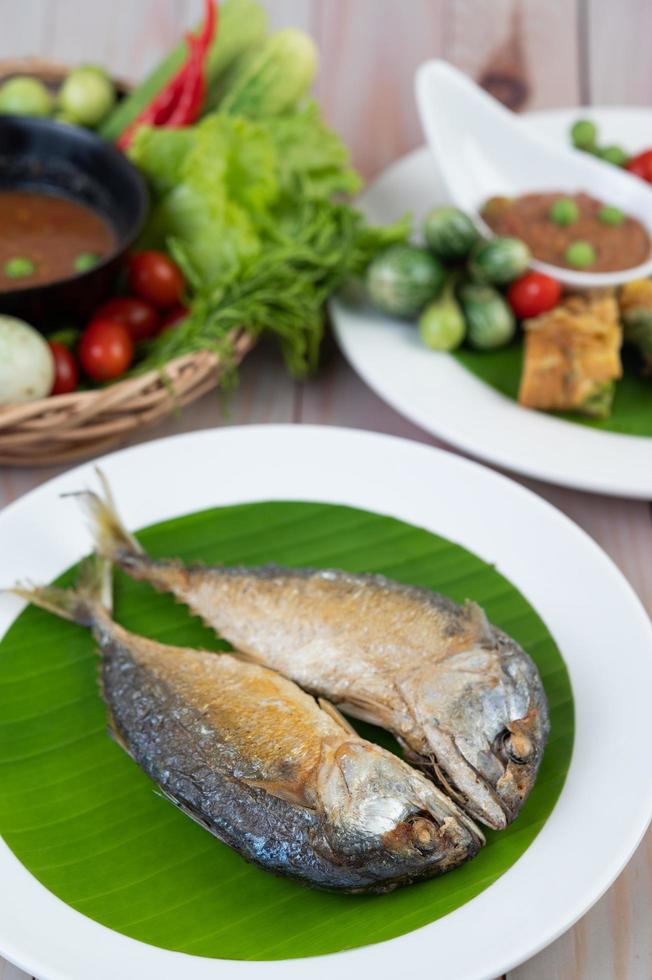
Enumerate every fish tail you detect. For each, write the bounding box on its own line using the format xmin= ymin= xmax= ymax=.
xmin=66 ymin=468 xmax=144 ymax=567
xmin=12 ymin=553 xmax=112 ymax=628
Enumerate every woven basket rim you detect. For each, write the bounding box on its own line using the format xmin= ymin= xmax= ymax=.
xmin=0 ymin=55 xmax=131 ymax=92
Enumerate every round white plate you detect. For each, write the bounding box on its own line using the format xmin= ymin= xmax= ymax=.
xmin=1 ymin=425 xmax=652 ymax=980
xmin=331 ymin=107 xmax=652 ymax=498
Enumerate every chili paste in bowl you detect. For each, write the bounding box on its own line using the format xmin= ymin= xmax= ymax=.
xmin=482 ymin=191 xmax=651 ymax=273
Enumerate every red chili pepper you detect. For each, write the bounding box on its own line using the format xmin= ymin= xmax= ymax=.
xmin=117 ymin=0 xmax=217 ymax=149
xmin=165 ymin=34 xmax=206 ymax=127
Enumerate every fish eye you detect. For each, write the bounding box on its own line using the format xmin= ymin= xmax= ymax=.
xmin=497 ymin=729 xmax=532 ymax=765
xmin=404 ymin=811 xmax=440 ymax=852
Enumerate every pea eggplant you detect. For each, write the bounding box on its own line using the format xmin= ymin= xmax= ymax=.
xmin=468 ymin=237 xmax=530 ymax=285
xmin=418 ymin=276 xmax=466 ymax=351
xmin=365 ymin=244 xmax=445 ymax=318
xmin=458 ymin=283 xmax=516 ymax=350
xmin=423 ymin=207 xmax=479 ymax=262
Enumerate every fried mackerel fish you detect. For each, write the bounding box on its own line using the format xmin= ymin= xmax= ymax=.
xmin=14 ymin=560 xmax=483 ymax=893
xmin=77 ymin=477 xmax=549 ymax=832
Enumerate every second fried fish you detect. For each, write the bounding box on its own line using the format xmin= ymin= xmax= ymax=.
xmin=79 ymin=476 xmax=550 ymax=831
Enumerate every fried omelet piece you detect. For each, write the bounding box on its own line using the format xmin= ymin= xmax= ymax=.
xmin=518 ymin=289 xmax=622 ymax=418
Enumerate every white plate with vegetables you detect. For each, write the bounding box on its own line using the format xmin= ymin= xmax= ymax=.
xmin=1 ymin=425 xmax=652 ymax=980
xmin=331 ymin=107 xmax=652 ymax=498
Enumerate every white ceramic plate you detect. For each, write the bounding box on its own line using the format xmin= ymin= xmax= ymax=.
xmin=332 ymin=107 xmax=652 ymax=498
xmin=1 ymin=425 xmax=652 ymax=980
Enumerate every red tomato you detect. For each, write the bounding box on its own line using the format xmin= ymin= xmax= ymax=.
xmin=159 ymin=304 xmax=189 ymax=331
xmin=128 ymin=251 xmax=185 ymax=308
xmin=626 ymin=149 xmax=652 ymax=183
xmin=48 ymin=341 xmax=79 ymax=395
xmin=79 ymin=319 xmax=134 ymax=382
xmin=92 ymin=296 xmax=159 ymax=341
xmin=507 ymin=272 xmax=561 ymax=319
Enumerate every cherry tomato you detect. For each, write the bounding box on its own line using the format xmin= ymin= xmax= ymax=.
xmin=48 ymin=341 xmax=79 ymax=395
xmin=128 ymin=251 xmax=185 ymax=308
xmin=626 ymin=149 xmax=652 ymax=183
xmin=78 ymin=319 xmax=134 ymax=382
xmin=507 ymin=272 xmax=561 ymax=319
xmin=159 ymin=304 xmax=189 ymax=331
xmin=92 ymin=296 xmax=159 ymax=341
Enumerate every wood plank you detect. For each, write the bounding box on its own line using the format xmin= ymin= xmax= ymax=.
xmin=0 ymin=0 xmax=50 ymax=61
xmin=298 ymin=332 xmax=447 ymax=442
xmin=47 ymin=0 xmax=201 ymax=82
xmin=587 ymin=0 xmax=652 ymax=105
xmin=262 ymin=0 xmax=314 ymax=32
xmin=312 ymin=0 xmax=446 ymax=178
xmin=0 ymin=963 xmax=32 ymax=980
xmin=445 ymin=0 xmax=581 ymax=110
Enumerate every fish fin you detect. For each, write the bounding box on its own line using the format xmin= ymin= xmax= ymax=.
xmin=334 ymin=698 xmax=385 ymax=728
xmin=463 ymin=600 xmax=492 ymax=640
xmin=241 ymin=777 xmax=316 ymax=810
xmin=229 ymin=649 xmax=266 ymax=666
xmin=155 ymin=786 xmax=215 ymax=832
xmin=64 ymin=467 xmax=144 ymax=564
xmin=11 ymin=554 xmax=109 ymax=627
xmin=105 ymin=709 xmax=131 ymax=755
xmin=318 ymin=697 xmax=358 ymax=735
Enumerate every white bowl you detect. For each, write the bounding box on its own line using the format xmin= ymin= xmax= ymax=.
xmin=415 ymin=60 xmax=652 ymax=288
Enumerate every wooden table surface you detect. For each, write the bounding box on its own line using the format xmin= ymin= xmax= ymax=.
xmin=1 ymin=1 xmax=651 ymax=978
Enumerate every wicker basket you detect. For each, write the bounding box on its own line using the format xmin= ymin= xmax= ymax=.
xmin=0 ymin=58 xmax=255 ymax=466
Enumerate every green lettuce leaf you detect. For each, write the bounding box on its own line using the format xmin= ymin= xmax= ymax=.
xmin=128 ymin=101 xmax=409 ymax=379
xmin=262 ymin=101 xmax=362 ymax=199
xmin=129 ymin=126 xmax=195 ymax=196
xmin=131 ymin=114 xmax=278 ymax=285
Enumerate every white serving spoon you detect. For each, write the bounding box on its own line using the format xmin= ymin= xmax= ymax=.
xmin=415 ymin=59 xmax=652 ymax=288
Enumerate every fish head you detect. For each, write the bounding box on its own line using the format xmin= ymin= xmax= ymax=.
xmin=316 ymin=739 xmax=483 ymax=882
xmin=403 ymin=626 xmax=550 ymax=830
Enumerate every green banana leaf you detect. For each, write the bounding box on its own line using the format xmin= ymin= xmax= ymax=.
xmin=454 ymin=342 xmax=652 ymax=435
xmin=0 ymin=501 xmax=573 ymax=960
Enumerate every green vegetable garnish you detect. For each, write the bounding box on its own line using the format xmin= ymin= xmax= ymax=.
xmin=127 ymin=102 xmax=408 ymax=382
xmin=58 ymin=65 xmax=115 ymax=127
xmin=458 ymin=282 xmax=515 ymax=350
xmin=0 ymin=76 xmax=52 ymax=117
xmin=129 ymin=108 xmax=363 ymax=288
xmin=599 ymin=145 xmax=628 ymax=167
xmin=219 ymin=29 xmax=317 ymax=119
xmin=598 ymin=205 xmax=625 ymax=226
xmin=4 ymin=256 xmax=35 ymax=279
xmin=366 ymin=244 xmax=444 ymax=319
xmin=549 ymin=198 xmax=579 ymax=226
xmin=579 ymin=381 xmax=615 ymax=419
xmin=468 ymin=237 xmax=530 ymax=285
xmin=46 ymin=326 xmax=81 ymax=349
xmin=418 ymin=277 xmax=465 ymax=351
xmin=100 ymin=0 xmax=268 ymax=141
xmin=136 ymin=200 xmax=409 ymax=381
xmin=571 ymin=119 xmax=597 ymax=150
xmin=564 ymin=241 xmax=596 ymax=268
xmin=74 ymin=252 xmax=101 ymax=272
xmin=422 ymin=206 xmax=479 ymax=262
